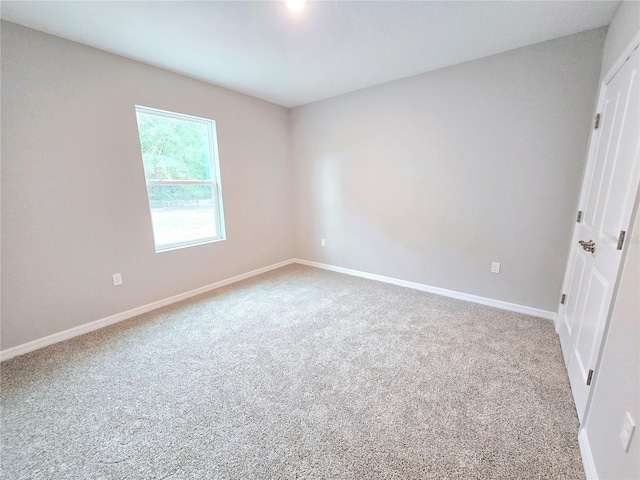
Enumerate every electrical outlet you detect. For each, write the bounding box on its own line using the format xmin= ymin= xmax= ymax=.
xmin=491 ymin=262 xmax=501 ymax=274
xmin=321 ymin=238 xmax=326 ymax=247
xmin=112 ymin=273 xmax=123 ymax=286
xmin=620 ymin=412 xmax=636 ymax=453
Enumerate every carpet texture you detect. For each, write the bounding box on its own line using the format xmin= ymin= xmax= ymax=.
xmin=1 ymin=265 xmax=583 ymax=479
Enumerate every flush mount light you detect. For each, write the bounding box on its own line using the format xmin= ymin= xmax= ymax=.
xmin=285 ymin=0 xmax=306 ymax=13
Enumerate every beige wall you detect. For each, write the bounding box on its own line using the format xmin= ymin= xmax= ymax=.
xmin=291 ymin=29 xmax=605 ymax=311
xmin=581 ymin=3 xmax=640 ymax=478
xmin=0 ymin=22 xmax=294 ymax=350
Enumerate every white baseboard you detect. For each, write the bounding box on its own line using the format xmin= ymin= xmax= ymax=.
xmin=579 ymin=428 xmax=598 ymax=480
xmin=292 ymin=258 xmax=557 ymax=321
xmin=1 ymin=257 xmax=556 ymax=362
xmin=0 ymin=259 xmax=295 ymax=362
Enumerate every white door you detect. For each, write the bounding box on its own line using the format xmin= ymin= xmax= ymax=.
xmin=557 ymin=45 xmax=640 ymax=422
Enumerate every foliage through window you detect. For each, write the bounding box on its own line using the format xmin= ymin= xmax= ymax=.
xmin=135 ymin=106 xmax=225 ymax=252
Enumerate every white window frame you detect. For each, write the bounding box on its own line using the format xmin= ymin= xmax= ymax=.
xmin=135 ymin=105 xmax=226 ymax=252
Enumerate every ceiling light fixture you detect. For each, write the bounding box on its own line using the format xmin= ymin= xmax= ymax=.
xmin=285 ymin=0 xmax=306 ymax=14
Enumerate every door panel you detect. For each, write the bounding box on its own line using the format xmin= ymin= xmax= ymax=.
xmin=584 ymin=94 xmax=619 ymax=228
xmin=601 ymin=69 xmax=640 ymax=239
xmin=570 ymin=269 xmax=609 ymax=417
xmin=558 ymin=247 xmax=586 ymax=363
xmin=574 ymin=269 xmax=608 ymax=378
xmin=565 ymin=253 xmax=586 ymax=336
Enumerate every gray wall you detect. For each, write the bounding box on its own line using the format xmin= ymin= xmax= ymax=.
xmin=1 ymin=23 xmax=609 ymax=351
xmin=1 ymin=22 xmax=294 ymax=350
xmin=601 ymin=0 xmax=640 ymax=78
xmin=291 ymin=29 xmax=605 ymax=311
xmin=585 ymin=207 xmax=639 ymax=479
xmin=582 ymin=3 xmax=640 ymax=478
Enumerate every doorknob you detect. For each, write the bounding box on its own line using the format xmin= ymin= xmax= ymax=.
xmin=578 ymin=239 xmax=596 ymax=253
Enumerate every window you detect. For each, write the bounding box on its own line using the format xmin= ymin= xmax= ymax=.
xmin=135 ymin=106 xmax=225 ymax=252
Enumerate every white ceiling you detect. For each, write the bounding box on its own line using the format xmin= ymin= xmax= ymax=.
xmin=1 ymin=1 xmax=619 ymax=108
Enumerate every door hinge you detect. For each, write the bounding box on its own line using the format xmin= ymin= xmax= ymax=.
xmin=617 ymin=230 xmax=626 ymax=250
xmin=576 ymin=210 xmax=583 ymax=223
xmin=560 ymin=293 xmax=567 ymax=305
xmin=586 ymin=369 xmax=594 ymax=386
xmin=594 ymin=113 xmax=601 ymax=129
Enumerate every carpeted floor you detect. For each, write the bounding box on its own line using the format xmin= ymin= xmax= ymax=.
xmin=1 ymin=264 xmax=584 ymax=479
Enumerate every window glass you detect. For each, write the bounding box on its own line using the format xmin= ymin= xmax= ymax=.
xmin=135 ymin=106 xmax=225 ymax=252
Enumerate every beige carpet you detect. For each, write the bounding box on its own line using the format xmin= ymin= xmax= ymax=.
xmin=1 ymin=264 xmax=583 ymax=479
